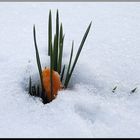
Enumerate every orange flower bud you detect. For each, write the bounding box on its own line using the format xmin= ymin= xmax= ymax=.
xmin=42 ymin=68 xmax=63 ymax=102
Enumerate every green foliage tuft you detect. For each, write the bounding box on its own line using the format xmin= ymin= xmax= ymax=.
xmin=30 ymin=10 xmax=92 ymax=104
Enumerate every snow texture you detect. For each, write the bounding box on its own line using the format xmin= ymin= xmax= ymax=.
xmin=0 ymin=2 xmax=140 ymax=138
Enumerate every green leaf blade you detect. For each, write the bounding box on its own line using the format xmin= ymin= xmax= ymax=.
xmin=54 ymin=9 xmax=59 ymax=72
xmin=64 ymin=41 xmax=74 ymax=88
xmin=130 ymin=87 xmax=137 ymax=94
xmin=48 ymin=10 xmax=52 ymax=56
xmin=60 ymin=64 xmax=65 ymax=82
xmin=29 ymin=76 xmax=32 ymax=95
xmin=33 ymin=25 xmax=43 ymax=88
xmin=53 ymin=34 xmax=57 ymax=71
xmin=50 ymin=37 xmax=53 ymax=101
xmin=70 ymin=22 xmax=92 ymax=76
xmin=58 ymin=24 xmax=64 ymax=74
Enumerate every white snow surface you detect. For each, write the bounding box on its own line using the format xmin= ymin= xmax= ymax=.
xmin=0 ymin=2 xmax=140 ymax=138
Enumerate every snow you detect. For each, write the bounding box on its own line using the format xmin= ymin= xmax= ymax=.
xmin=0 ymin=2 xmax=140 ymax=138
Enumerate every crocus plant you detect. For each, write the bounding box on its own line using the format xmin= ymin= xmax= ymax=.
xmin=29 ymin=10 xmax=92 ymax=104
